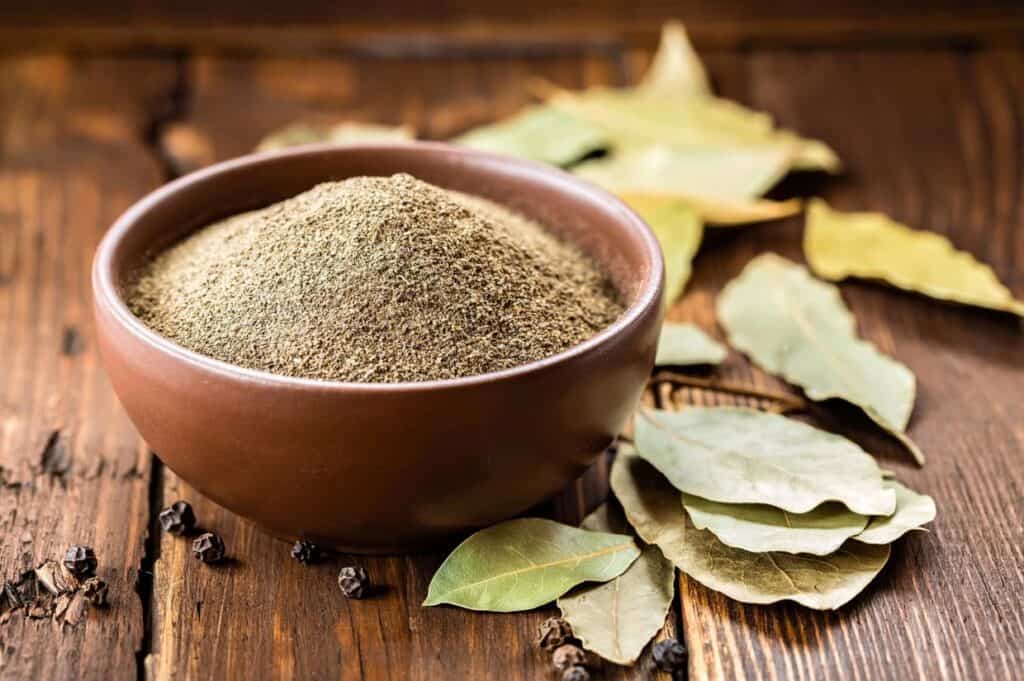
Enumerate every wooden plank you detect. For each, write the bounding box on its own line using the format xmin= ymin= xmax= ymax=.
xmin=0 ymin=56 xmax=175 ymax=679
xmin=2 ymin=2 xmax=1024 ymax=52
xmin=661 ymin=48 xmax=1024 ymax=680
xmin=147 ymin=52 xmax=681 ymax=681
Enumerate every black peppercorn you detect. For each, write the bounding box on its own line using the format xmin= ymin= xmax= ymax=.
xmin=192 ymin=532 xmax=226 ymax=564
xmin=81 ymin=577 xmax=109 ymax=606
xmin=290 ymin=540 xmax=321 ymax=565
xmin=337 ymin=566 xmax=370 ymax=599
xmin=537 ymin=616 xmax=576 ymax=651
xmin=652 ymin=639 xmax=687 ymax=674
xmin=158 ymin=500 xmax=196 ymax=536
xmin=552 ymin=644 xmax=589 ymax=672
xmin=562 ymin=666 xmax=590 ymax=681
xmin=63 ymin=545 xmax=97 ymax=577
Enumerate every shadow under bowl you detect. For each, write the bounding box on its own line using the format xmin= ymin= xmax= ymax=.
xmin=92 ymin=142 xmax=663 ymax=553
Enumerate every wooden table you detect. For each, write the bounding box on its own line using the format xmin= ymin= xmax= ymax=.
xmin=2 ymin=9 xmax=1023 ymax=680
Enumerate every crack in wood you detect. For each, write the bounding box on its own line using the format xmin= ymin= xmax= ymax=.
xmin=113 ymin=52 xmax=196 ymax=681
xmin=36 ymin=430 xmax=71 ymax=482
xmin=142 ymin=50 xmax=193 ymax=184
xmin=133 ymin=456 xmax=163 ymax=681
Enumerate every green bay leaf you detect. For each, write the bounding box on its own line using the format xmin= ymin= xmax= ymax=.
xmin=634 ymin=407 xmax=895 ymax=516
xmin=423 ymin=517 xmax=639 ymax=612
xmin=557 ymin=504 xmax=675 ymax=665
xmin=681 ymin=494 xmax=868 ymax=555
xmin=624 ymin=196 xmax=703 ymax=307
xmin=856 ymin=480 xmax=936 ymax=544
xmin=454 ymin=106 xmax=608 ymax=167
xmin=256 ymin=121 xmax=413 ymax=152
xmin=612 ymin=451 xmax=890 ymax=610
xmin=655 ymin=322 xmax=727 ymax=366
xmin=805 ymin=199 xmax=1024 ymax=317
xmin=717 ymin=253 xmax=924 ymax=464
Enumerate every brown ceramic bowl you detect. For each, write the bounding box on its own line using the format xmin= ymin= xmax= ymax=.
xmin=92 ymin=142 xmax=663 ymax=553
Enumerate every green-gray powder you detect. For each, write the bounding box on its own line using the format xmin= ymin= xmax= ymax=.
xmin=129 ymin=173 xmax=624 ymax=383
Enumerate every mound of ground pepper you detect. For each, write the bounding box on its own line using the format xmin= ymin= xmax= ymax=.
xmin=129 ymin=173 xmax=623 ymax=382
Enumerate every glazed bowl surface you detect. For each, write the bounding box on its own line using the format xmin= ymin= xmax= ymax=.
xmin=92 ymin=142 xmax=663 ymax=552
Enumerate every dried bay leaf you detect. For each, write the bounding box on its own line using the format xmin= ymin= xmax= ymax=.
xmin=256 ymin=121 xmax=414 ymax=152
xmin=611 ymin=451 xmax=890 ymax=610
xmin=575 ymin=143 xmax=794 ymax=202
xmin=856 ymin=480 xmax=936 ymax=545
xmin=618 ymin=192 xmax=801 ymax=227
xmin=625 ymin=196 xmax=703 ymax=306
xmin=655 ymin=322 xmax=727 ymax=366
xmin=423 ymin=517 xmax=640 ymax=612
xmin=545 ymin=82 xmax=838 ymax=172
xmin=674 ymin=195 xmax=802 ymax=227
xmin=717 ymin=254 xmax=924 ymax=464
xmin=544 ymin=82 xmax=838 ymax=174
xmin=454 ymin=106 xmax=608 ymax=167
xmin=805 ymin=199 xmax=1024 ymax=317
xmin=681 ymin=494 xmax=868 ymax=555
xmin=634 ymin=407 xmax=895 ymax=516
xmin=576 ymin=144 xmax=803 ymax=226
xmin=636 ymin=21 xmax=711 ymax=98
xmin=557 ymin=504 xmax=675 ymax=665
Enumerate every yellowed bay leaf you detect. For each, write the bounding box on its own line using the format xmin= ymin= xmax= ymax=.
xmin=454 ymin=105 xmax=608 ymax=167
xmin=423 ymin=518 xmax=639 ymax=612
xmin=717 ymin=254 xmax=923 ymax=464
xmin=557 ymin=504 xmax=675 ymax=665
xmin=634 ymin=407 xmax=895 ymax=516
xmin=624 ymin=196 xmax=703 ymax=307
xmin=636 ymin=21 xmax=711 ymax=98
xmin=655 ymin=322 xmax=727 ymax=366
xmin=688 ymin=195 xmax=802 ymax=226
xmin=619 ymin=192 xmax=801 ymax=227
xmin=256 ymin=121 xmax=413 ymax=152
xmin=611 ymin=451 xmax=890 ymax=610
xmin=805 ymin=199 xmax=1024 ymax=317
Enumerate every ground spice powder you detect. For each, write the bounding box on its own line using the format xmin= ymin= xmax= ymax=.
xmin=130 ymin=174 xmax=624 ymax=383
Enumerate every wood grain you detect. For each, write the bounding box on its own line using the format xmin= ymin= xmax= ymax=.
xmin=2 ymin=1 xmax=1024 ymax=52
xmin=146 ymin=52 xmax=679 ymax=681
xmin=0 ymin=56 xmax=174 ymax=679
xmin=3 ymin=27 xmax=1024 ymax=681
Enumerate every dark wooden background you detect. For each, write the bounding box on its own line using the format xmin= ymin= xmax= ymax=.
xmin=1 ymin=3 xmax=1023 ymax=680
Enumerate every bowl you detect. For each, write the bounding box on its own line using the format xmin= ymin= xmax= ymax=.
xmin=92 ymin=142 xmax=664 ymax=552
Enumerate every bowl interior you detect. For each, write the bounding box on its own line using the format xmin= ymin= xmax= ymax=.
xmin=103 ymin=143 xmax=660 ymax=325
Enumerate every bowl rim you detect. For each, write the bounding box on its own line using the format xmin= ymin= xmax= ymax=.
xmin=92 ymin=141 xmax=664 ymax=394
